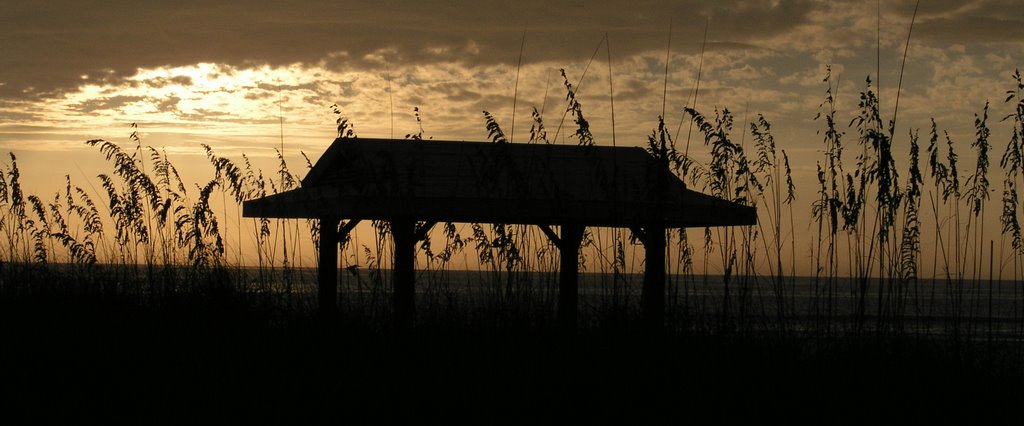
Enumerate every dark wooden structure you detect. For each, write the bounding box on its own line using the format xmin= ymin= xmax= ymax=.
xmin=243 ymin=138 xmax=755 ymax=330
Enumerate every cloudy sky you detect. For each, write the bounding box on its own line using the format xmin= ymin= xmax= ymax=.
xmin=1 ymin=0 xmax=1022 ymax=272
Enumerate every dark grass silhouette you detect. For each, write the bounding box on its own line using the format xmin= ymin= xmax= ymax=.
xmin=2 ymin=271 xmax=1021 ymax=423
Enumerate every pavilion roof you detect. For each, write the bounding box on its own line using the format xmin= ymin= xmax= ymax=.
xmin=242 ymin=138 xmax=756 ymax=228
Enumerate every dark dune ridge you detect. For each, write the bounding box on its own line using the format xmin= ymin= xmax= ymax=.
xmin=2 ymin=266 xmax=1022 ymax=423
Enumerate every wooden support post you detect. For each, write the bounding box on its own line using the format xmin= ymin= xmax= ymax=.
xmin=640 ymin=226 xmax=666 ymax=331
xmin=391 ymin=219 xmax=417 ymax=330
xmin=541 ymin=225 xmax=585 ymax=332
xmin=318 ymin=216 xmax=341 ymax=318
xmin=559 ymin=225 xmax=585 ymax=332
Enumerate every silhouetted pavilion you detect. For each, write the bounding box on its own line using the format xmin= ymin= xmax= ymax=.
xmin=243 ymin=138 xmax=755 ymax=330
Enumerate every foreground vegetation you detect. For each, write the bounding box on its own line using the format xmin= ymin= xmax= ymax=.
xmin=2 ymin=267 xmax=1021 ymax=423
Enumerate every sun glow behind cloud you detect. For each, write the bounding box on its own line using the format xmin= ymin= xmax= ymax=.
xmin=1 ymin=35 xmax=1020 ymax=198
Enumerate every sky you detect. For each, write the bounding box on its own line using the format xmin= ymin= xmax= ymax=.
xmin=1 ymin=0 xmax=1023 ymax=274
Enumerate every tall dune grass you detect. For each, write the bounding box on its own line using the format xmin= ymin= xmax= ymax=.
xmin=0 ymin=68 xmax=1023 ymax=349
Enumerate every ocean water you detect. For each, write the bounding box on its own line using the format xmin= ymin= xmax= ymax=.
xmin=237 ymin=266 xmax=1024 ymax=338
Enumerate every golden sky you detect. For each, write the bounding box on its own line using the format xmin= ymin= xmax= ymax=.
xmin=1 ymin=0 xmax=1023 ymax=274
